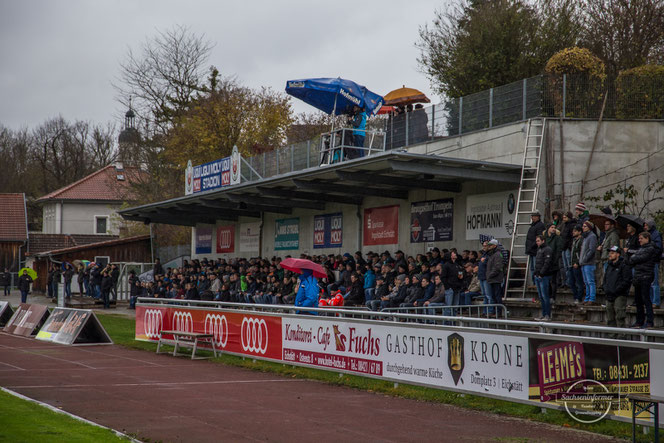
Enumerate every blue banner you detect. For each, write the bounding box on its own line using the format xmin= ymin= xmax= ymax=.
xmin=410 ymin=199 xmax=454 ymax=243
xmin=195 ymin=227 xmax=212 ymax=254
xmin=313 ymin=213 xmax=343 ymax=249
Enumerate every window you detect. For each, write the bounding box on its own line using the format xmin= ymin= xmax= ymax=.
xmin=94 ymin=256 xmax=110 ymax=267
xmin=95 ymin=216 xmax=108 ymax=234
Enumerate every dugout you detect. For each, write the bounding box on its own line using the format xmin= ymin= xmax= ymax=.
xmin=119 ymin=151 xmax=522 ymax=259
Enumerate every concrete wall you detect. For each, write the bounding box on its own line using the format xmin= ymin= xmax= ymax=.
xmin=545 ymin=120 xmax=664 ymax=217
xmin=188 ymin=118 xmax=664 ymax=260
xmin=191 ymin=180 xmax=519 ymax=261
xmin=60 ymin=202 xmax=120 ymax=235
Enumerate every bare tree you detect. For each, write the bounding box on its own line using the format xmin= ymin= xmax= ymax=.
xmin=114 ymin=25 xmax=214 ymax=134
xmin=580 ymin=0 xmax=664 ymax=77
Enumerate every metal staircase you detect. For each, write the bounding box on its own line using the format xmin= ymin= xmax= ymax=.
xmin=505 ymin=118 xmax=546 ymax=298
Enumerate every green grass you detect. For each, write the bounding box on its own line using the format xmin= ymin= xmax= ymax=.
xmin=0 ymin=389 xmax=130 ymax=442
xmin=97 ymin=313 xmax=657 ymax=442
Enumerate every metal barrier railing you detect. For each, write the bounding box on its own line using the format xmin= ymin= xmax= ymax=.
xmin=136 ymin=298 xmax=664 ymax=343
xmin=381 ymin=304 xmax=507 ymax=319
xmin=319 ymin=128 xmax=386 ymax=165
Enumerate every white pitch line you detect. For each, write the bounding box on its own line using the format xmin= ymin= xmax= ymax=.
xmin=9 ymin=378 xmax=308 ymax=389
xmin=0 ymin=361 xmax=25 ymax=371
xmin=21 ymin=350 xmax=97 ymax=370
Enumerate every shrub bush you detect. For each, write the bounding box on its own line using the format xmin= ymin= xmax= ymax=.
xmin=616 ymin=65 xmax=664 ymax=119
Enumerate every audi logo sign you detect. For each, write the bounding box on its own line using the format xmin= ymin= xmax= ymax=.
xmin=241 ymin=317 xmax=268 ymax=354
xmin=205 ymin=313 xmax=228 ymax=347
xmin=144 ymin=309 xmax=163 ymax=339
xmin=173 ymin=311 xmax=193 ymax=333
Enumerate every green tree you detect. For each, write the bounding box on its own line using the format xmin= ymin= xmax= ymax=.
xmin=417 ymin=0 xmax=579 ymax=98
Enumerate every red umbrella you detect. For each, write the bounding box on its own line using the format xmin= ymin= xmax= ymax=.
xmin=279 ymin=258 xmax=327 ymax=279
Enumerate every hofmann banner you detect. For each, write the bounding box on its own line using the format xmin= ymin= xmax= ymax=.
xmin=275 ymin=218 xmax=300 ymax=251
xmin=410 ymin=198 xmax=454 ymax=243
xmin=185 ymin=146 xmax=241 ymax=195
xmin=465 ymin=191 xmax=517 ymax=240
xmin=313 ymin=213 xmax=343 ymax=249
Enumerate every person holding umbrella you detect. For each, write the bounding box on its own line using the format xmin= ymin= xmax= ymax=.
xmin=17 ymin=269 xmax=33 ymax=304
xmin=295 ymin=269 xmax=319 ymax=314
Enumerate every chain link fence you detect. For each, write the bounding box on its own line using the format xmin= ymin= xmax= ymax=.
xmin=239 ymin=73 xmax=663 ymax=181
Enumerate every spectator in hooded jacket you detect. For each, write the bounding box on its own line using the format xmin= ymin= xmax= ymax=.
xmin=628 ymin=231 xmax=659 ymax=328
xmin=603 ymin=246 xmax=632 ymax=329
xmin=644 ymin=219 xmax=662 ymax=309
xmin=526 ymin=211 xmax=545 ymax=284
xmin=366 ymin=275 xmax=388 ymax=311
xmin=344 ymin=273 xmax=365 ymax=306
xmin=579 ymin=221 xmax=598 ymax=304
xmin=533 ymin=235 xmax=554 ymax=321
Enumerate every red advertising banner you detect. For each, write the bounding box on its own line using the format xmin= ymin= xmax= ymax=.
xmin=136 ymin=305 xmax=282 ymax=360
xmin=216 ymin=225 xmax=235 ymax=253
xmin=363 ymin=205 xmax=399 ymax=246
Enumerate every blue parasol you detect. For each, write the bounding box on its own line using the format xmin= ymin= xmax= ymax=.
xmin=285 ymin=77 xmax=384 ymax=117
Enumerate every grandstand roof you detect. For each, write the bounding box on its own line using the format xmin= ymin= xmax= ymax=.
xmin=119 ymin=151 xmax=522 ymax=227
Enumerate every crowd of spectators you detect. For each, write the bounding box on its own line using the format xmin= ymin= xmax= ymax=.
xmin=128 ymin=246 xmax=509 ymax=318
xmin=526 ymin=202 xmax=662 ymax=327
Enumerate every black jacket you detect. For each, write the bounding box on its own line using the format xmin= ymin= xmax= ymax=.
xmin=372 ymin=284 xmax=388 ymax=301
xmin=628 ymin=242 xmax=659 ymax=283
xmin=603 ymin=257 xmax=632 ymax=301
xmin=534 ymin=244 xmax=555 ymax=276
xmin=404 ymin=284 xmax=424 ymax=304
xmin=345 ymin=280 xmax=364 ymax=306
xmin=0 ymin=272 xmax=10 ymax=286
xmin=101 ymin=275 xmax=114 ymax=293
xmin=485 ymin=249 xmax=504 ymax=284
xmin=560 ymin=219 xmax=576 ymax=250
xmin=18 ymin=274 xmax=33 ymax=292
xmin=526 ymin=220 xmax=545 ymax=256
xmin=441 ymin=260 xmax=464 ymax=291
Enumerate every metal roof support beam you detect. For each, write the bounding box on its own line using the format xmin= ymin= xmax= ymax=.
xmin=121 ymin=214 xmax=206 ymax=227
xmin=174 ymin=203 xmax=260 ymax=218
xmin=199 ymin=198 xmax=291 ymax=215
xmin=387 ymin=160 xmax=521 ymax=184
xmin=335 ymin=171 xmax=462 ymax=193
xmin=292 ymin=180 xmax=409 ymax=200
xmin=227 ymin=193 xmax=325 ymax=210
xmin=257 ymin=187 xmax=363 ymax=206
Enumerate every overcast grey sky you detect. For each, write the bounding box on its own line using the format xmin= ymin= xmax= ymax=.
xmin=0 ymin=0 xmax=445 ymax=130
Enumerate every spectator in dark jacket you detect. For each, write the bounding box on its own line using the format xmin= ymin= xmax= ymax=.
xmin=560 ymin=212 xmax=576 ymax=287
xmin=441 ymin=252 xmax=464 ymax=307
xmin=569 ymin=225 xmax=585 ymax=303
xmin=603 ymin=246 xmax=632 ymax=329
xmin=17 ymin=270 xmax=33 ymax=303
xmin=544 ymin=223 xmax=563 ymax=301
xmin=628 ymin=232 xmax=659 ymax=328
xmin=424 ymin=274 xmax=446 ymax=315
xmin=153 ymin=258 xmax=164 ymax=277
xmin=485 ymin=239 xmax=505 ymax=315
xmin=401 ymin=274 xmax=424 ymax=307
xmin=526 ymin=211 xmax=545 ymax=283
xmin=623 ymin=224 xmax=640 ymax=259
xmin=533 ymin=235 xmax=554 ymax=321
xmin=366 ymin=276 xmax=388 ymax=311
xmin=128 ymin=271 xmax=139 ymax=309
xmin=101 ymin=271 xmax=113 ymax=309
xmin=344 ymin=273 xmax=364 ymax=306
xmin=110 ymin=264 xmax=120 ymax=301
xmin=385 ymin=274 xmax=408 ymax=308
xmin=185 ymin=282 xmax=200 ymax=300
xmin=644 ymin=219 xmax=661 ymax=308
xmin=1 ymin=268 xmax=10 ymax=296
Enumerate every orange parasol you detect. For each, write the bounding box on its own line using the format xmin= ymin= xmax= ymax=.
xmin=383 ymin=86 xmax=430 ymax=106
